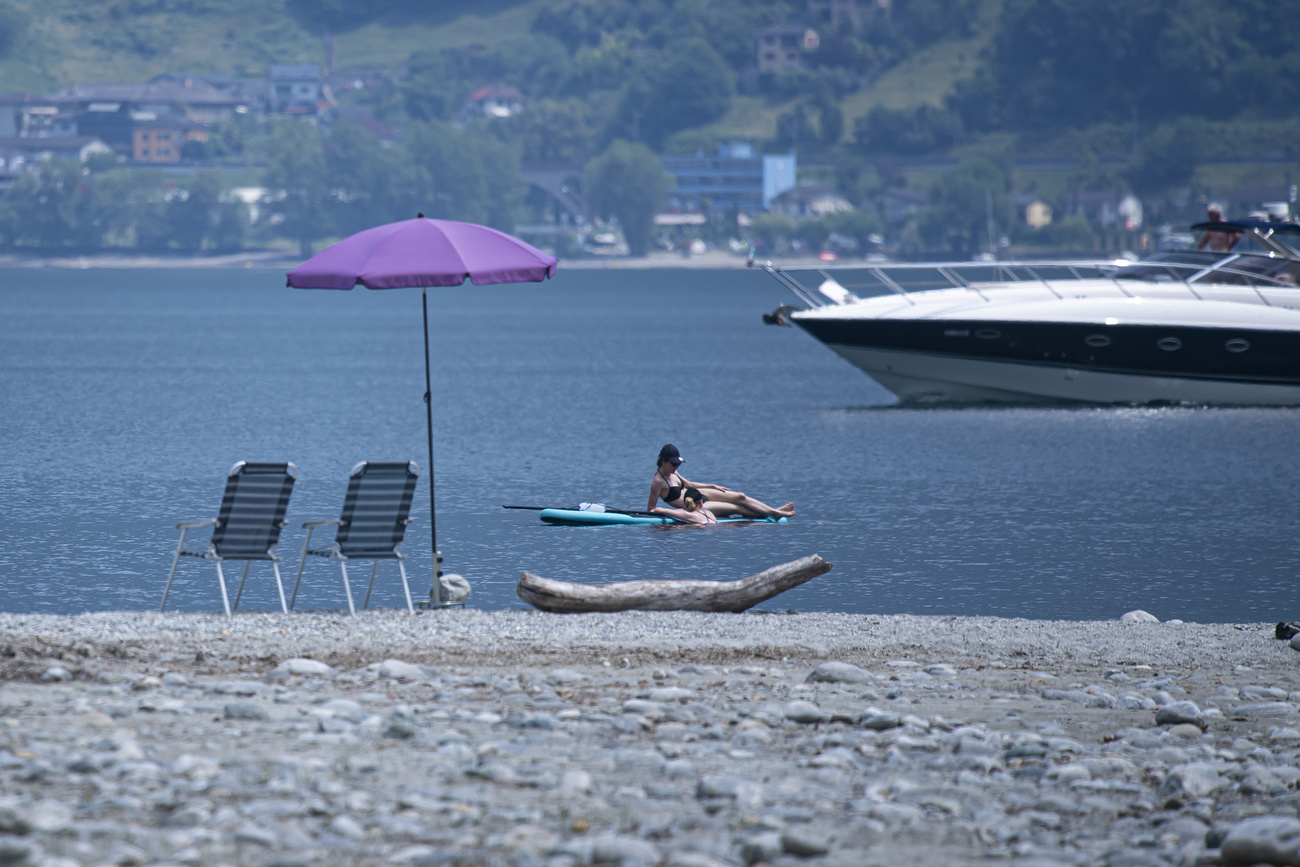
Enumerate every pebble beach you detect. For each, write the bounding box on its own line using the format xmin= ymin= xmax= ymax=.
xmin=0 ymin=609 xmax=1298 ymax=867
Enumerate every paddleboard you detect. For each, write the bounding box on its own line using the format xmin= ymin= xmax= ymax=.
xmin=538 ymin=508 xmax=788 ymax=527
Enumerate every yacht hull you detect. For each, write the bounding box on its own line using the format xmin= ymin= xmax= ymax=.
xmin=823 ymin=344 xmax=1300 ymax=406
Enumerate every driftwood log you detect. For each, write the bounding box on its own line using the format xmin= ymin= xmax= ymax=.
xmin=516 ymin=555 xmax=832 ymax=613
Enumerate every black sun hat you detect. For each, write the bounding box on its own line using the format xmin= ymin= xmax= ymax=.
xmin=658 ymin=444 xmax=683 ymax=465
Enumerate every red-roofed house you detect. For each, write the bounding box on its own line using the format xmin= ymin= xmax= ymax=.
xmin=464 ymin=85 xmax=523 ymax=120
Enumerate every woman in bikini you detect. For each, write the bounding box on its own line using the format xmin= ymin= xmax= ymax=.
xmin=647 ymin=444 xmax=794 ymax=519
xmin=652 ymin=487 xmax=719 ymax=525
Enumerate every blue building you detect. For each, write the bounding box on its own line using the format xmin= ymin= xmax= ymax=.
xmin=661 ymin=143 xmax=796 ymax=213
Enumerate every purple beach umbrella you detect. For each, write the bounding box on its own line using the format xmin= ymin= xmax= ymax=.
xmin=287 ymin=216 xmax=558 ymax=605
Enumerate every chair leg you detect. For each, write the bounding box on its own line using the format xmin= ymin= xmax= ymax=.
xmin=290 ymin=527 xmax=314 ymax=611
xmin=363 ymin=560 xmax=379 ymax=610
xmin=272 ymin=561 xmax=289 ymax=614
xmin=339 ymin=561 xmax=357 ymax=616
xmin=161 ymin=527 xmax=188 ymax=612
xmin=214 ymin=560 xmax=233 ymax=620
xmin=397 ymin=559 xmax=414 ymax=615
xmin=233 ymin=560 xmax=252 ymax=612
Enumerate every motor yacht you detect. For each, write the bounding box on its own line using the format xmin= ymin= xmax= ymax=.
xmin=755 ymin=220 xmax=1300 ymax=405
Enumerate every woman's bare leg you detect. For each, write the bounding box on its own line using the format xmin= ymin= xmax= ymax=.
xmin=699 ymin=489 xmax=794 ymax=518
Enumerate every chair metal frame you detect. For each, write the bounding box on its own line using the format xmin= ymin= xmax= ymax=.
xmin=161 ymin=461 xmax=298 ymax=619
xmin=291 ymin=461 xmax=419 ymax=615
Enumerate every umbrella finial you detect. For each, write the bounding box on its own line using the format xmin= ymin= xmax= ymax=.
xmin=417 ymin=212 xmax=424 ymax=219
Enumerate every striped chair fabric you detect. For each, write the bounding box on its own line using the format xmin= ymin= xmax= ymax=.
xmin=162 ymin=461 xmax=298 ymax=619
xmin=335 ymin=462 xmax=419 ymax=557
xmin=291 ymin=461 xmax=420 ymax=615
xmin=212 ymin=462 xmax=297 ymax=558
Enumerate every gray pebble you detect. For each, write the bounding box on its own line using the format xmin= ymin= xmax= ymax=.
xmin=223 ymin=701 xmax=269 ymax=721
xmin=1220 ymin=815 xmax=1300 ymax=866
xmin=269 ymin=658 xmax=335 ymax=680
xmin=856 ymin=708 xmax=901 ymax=731
xmin=784 ymin=700 xmax=825 ymax=724
xmin=591 ymin=834 xmax=661 ymax=865
xmin=806 ymin=662 xmax=874 ymax=684
xmin=23 ymin=800 xmax=72 ymax=834
xmin=781 ymin=827 xmax=831 ymax=856
xmin=328 ymin=814 xmax=367 ymax=840
xmin=372 ymin=659 xmax=423 ymax=680
xmin=1154 ymin=701 xmax=1203 ymax=727
xmin=40 ymin=667 xmax=71 ymax=683
xmin=740 ymin=832 xmax=782 ymax=865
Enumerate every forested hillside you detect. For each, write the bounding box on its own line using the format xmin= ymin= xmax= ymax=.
xmin=0 ymin=0 xmax=1296 ymax=258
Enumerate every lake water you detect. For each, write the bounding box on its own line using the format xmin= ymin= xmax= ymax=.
xmin=1 ymin=266 xmax=1297 ymax=622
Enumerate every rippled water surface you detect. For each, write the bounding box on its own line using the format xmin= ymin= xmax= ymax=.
xmin=1 ymin=266 xmax=1296 ymax=621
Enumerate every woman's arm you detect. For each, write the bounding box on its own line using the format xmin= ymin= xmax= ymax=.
xmin=684 ymin=478 xmax=732 ymax=494
xmin=652 ymin=505 xmax=706 ymax=524
xmin=648 ymin=476 xmax=665 ymax=512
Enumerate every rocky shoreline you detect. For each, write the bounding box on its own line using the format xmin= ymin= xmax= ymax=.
xmin=0 ymin=610 xmax=1297 ymax=867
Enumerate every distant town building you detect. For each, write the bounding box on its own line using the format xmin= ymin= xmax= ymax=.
xmin=150 ymin=73 xmax=266 ymax=114
xmin=44 ymin=79 xmax=245 ymax=152
xmin=268 ymin=65 xmax=321 ymax=114
xmin=757 ymin=25 xmax=819 ymax=73
xmin=51 ymin=79 xmax=245 ymax=124
xmin=132 ymin=114 xmax=210 ymax=163
xmin=463 ymin=85 xmax=524 ymax=120
xmin=0 ymin=94 xmax=77 ymax=138
xmin=660 ymin=142 xmax=797 ymax=213
xmin=770 ymin=184 xmax=854 ymax=219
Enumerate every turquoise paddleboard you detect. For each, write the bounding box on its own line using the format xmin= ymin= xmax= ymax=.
xmin=539 ymin=508 xmax=787 ymax=526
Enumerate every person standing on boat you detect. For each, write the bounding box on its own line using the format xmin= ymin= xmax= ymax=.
xmin=648 ymin=444 xmax=794 ymax=519
xmin=653 ymin=487 xmax=720 ymax=524
xmin=1196 ymin=203 xmax=1240 ymax=252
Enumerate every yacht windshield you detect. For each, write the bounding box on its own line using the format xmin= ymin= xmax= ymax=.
xmin=1112 ymin=251 xmax=1297 ymax=287
xmin=1112 ymin=252 xmax=1218 ymax=283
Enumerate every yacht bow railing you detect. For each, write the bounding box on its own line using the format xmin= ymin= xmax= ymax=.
xmin=749 ymin=259 xmax=1112 ymax=309
xmin=751 ymin=254 xmax=1298 ymax=310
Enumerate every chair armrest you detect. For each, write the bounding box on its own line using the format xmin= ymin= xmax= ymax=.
xmin=302 ymin=519 xmax=343 ymax=529
xmin=176 ymin=519 xmax=218 ymax=529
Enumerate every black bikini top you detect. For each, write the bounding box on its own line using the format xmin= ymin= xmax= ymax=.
xmin=659 ymin=470 xmax=683 ymax=504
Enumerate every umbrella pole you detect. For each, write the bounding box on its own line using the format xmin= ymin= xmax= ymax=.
xmin=422 ymin=288 xmax=444 ymax=606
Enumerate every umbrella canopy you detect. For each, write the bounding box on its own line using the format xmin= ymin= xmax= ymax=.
xmin=287 ymin=216 xmax=557 ymax=607
xmin=286 ymin=217 xmax=556 ymax=290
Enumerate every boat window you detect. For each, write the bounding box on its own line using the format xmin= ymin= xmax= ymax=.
xmin=1112 ymin=252 xmax=1219 ymax=283
xmin=1157 ymin=337 xmax=1182 ymax=351
xmin=974 ymin=328 xmax=1001 ymax=339
xmin=1114 ymin=264 xmax=1198 ymax=283
xmin=1084 ymin=334 xmax=1111 ymax=348
xmin=1225 ymin=338 xmax=1250 ymax=353
xmin=1195 ymin=256 xmax=1295 ymax=287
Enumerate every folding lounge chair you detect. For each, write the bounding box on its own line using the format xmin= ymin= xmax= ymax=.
xmin=162 ymin=461 xmax=298 ymax=619
xmin=291 ymin=461 xmax=420 ymax=615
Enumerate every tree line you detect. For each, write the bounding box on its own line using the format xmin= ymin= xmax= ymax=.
xmin=0 ymin=118 xmax=678 ymax=257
